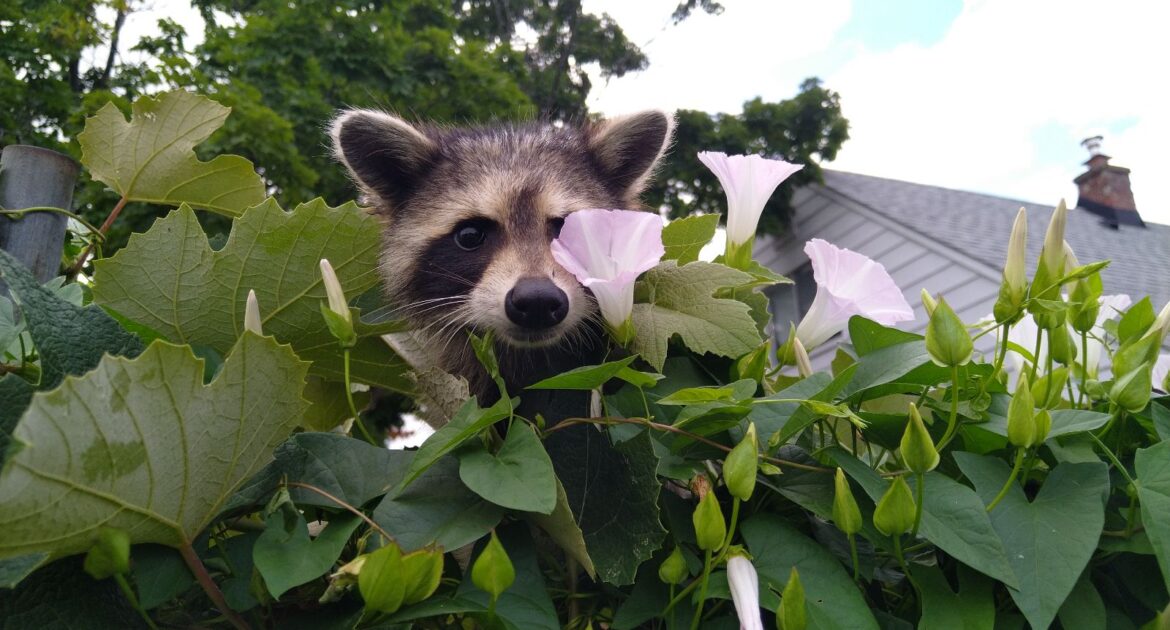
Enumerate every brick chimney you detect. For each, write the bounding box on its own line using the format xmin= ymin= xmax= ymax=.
xmin=1074 ymin=136 xmax=1144 ymax=228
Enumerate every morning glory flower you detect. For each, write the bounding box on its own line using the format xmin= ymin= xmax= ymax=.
xmin=697 ymin=151 xmax=803 ymax=270
xmin=551 ymin=209 xmax=665 ymax=343
xmin=726 ymin=555 xmax=764 ymax=630
xmin=244 ymin=289 xmax=263 ymax=335
xmin=794 ymin=239 xmax=914 ymax=350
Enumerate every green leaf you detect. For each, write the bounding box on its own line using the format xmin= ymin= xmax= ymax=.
xmin=0 ymin=249 xmax=144 ymax=390
xmin=132 ymin=545 xmax=194 ymax=610
xmin=401 ymin=396 xmax=514 ymax=489
xmin=657 ymin=384 xmax=738 ymax=405
xmin=0 ymin=553 xmax=47 ymax=589
xmin=977 ymin=408 xmax=1111 ymax=441
xmin=953 ymin=453 xmax=1109 ymax=629
xmin=0 ymin=557 xmax=144 ymax=628
xmin=841 ymin=340 xmax=936 ymax=398
xmin=916 ymin=565 xmax=995 ymax=630
xmin=1136 ymin=441 xmax=1170 ymax=587
xmin=226 ymin=432 xmax=410 ymax=513
xmin=300 ymin=375 xmax=369 ymax=432
xmin=630 ymin=261 xmax=761 ymax=371
xmin=454 ymin=525 xmax=560 ymax=630
xmin=458 ymin=422 xmax=557 ymax=514
xmin=253 ymin=509 xmax=361 ymax=600
xmin=662 ymin=214 xmax=720 ymax=264
xmin=1118 ymin=297 xmax=1155 ymax=345
xmin=1057 ymin=570 xmax=1106 ymax=630
xmin=92 ymin=201 xmax=411 ymax=393
xmin=0 ymin=334 xmax=307 ymax=559
xmin=741 ymin=514 xmax=879 ymax=630
xmin=834 ymin=451 xmax=1017 ymax=588
xmin=615 ymin=367 xmax=665 ymax=389
xmin=373 ymin=455 xmax=504 ymax=552
xmin=78 ymin=90 xmax=264 ymax=216
xmin=524 ymin=477 xmax=596 ymax=580
xmin=544 ymin=427 xmax=665 ymax=585
xmin=0 ymin=375 xmax=33 ymax=470
xmin=526 ymin=356 xmax=637 ymax=390
xmin=848 ymin=316 xmax=922 ymax=355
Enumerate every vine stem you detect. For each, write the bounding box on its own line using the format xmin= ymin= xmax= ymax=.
xmin=1028 ymin=325 xmax=1044 ymax=383
xmin=114 ymin=573 xmax=159 ymax=630
xmin=284 ymin=481 xmax=394 ymax=543
xmin=343 ymin=349 xmax=378 ymax=445
xmin=689 ymin=549 xmax=713 ymax=630
xmin=70 ymin=195 xmax=127 ymax=277
xmin=911 ymin=473 xmax=925 ymax=538
xmin=848 ymin=534 xmax=860 ymax=582
xmin=178 ymin=542 xmax=251 ymax=630
xmin=0 ymin=206 xmax=106 ymax=237
xmin=1078 ymin=331 xmax=1090 ymax=407
xmin=986 ymin=448 xmax=1026 ymax=512
xmin=936 ymin=365 xmax=962 ymax=450
xmin=542 ymin=416 xmax=830 ymax=474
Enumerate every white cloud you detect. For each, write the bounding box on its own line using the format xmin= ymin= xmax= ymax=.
xmin=821 ymin=0 xmax=1170 ymax=224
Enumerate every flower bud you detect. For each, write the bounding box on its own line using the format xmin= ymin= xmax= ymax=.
xmin=1068 ymin=274 xmax=1103 ymax=333
xmin=471 ymin=531 xmax=515 ymax=601
xmin=244 ymin=289 xmax=263 ymax=335
xmin=777 ymin=567 xmax=807 ymax=630
xmin=693 ymin=491 xmax=727 ymax=551
xmin=1029 ymin=202 xmax=1070 ymax=329
xmin=319 ymin=259 xmax=356 ymax=348
xmin=1033 ymin=409 xmax=1052 ymax=444
xmin=734 ymin=343 xmax=770 ymax=383
xmin=1048 ymin=325 xmax=1076 ymax=366
xmin=873 ymin=476 xmax=916 ymax=537
xmin=359 ymin=543 xmax=406 ymax=613
xmin=1113 ymin=333 xmax=1162 ymax=380
xmin=724 ymin=423 xmax=759 ymax=501
xmin=690 ymin=474 xmax=712 ymax=500
xmin=83 ymin=527 xmax=131 ymax=579
xmin=900 ymin=403 xmax=939 ymax=474
xmin=1110 ymin=365 xmax=1153 ymax=414
xmin=658 ymin=546 xmax=688 ymax=585
xmin=1030 ymin=367 xmax=1067 ymax=409
xmin=832 ymin=468 xmax=862 ymax=536
xmin=792 ymin=336 xmax=814 ymax=378
xmin=994 ymin=207 xmax=1028 ymax=324
xmin=401 ymin=548 xmax=444 ymax=606
xmin=925 ymin=297 xmax=973 ymax=367
xmin=727 ymin=555 xmax=764 ymax=630
xmin=1007 ymin=374 xmax=1036 ymax=448
xmin=921 ymin=289 xmax=938 ymax=318
xmin=1039 ymin=200 xmax=1069 ymax=282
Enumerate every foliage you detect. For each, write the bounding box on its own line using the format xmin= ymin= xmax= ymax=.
xmin=2 ymin=89 xmax=1166 ymax=629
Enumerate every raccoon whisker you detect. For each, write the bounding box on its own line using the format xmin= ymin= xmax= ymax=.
xmin=421 ymin=266 xmax=478 ymax=288
xmin=395 ymin=297 xmax=471 ymax=320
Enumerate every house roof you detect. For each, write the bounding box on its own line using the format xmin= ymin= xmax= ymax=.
xmin=820 ymin=170 xmax=1170 ymax=310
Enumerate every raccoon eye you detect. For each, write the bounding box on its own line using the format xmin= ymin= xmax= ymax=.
xmin=454 ymin=222 xmax=489 ymax=251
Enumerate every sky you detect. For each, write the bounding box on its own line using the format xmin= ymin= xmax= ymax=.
xmin=113 ymin=0 xmax=1170 ymax=225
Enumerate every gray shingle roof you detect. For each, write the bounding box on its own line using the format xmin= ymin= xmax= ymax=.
xmin=821 ymin=170 xmax=1170 ymax=310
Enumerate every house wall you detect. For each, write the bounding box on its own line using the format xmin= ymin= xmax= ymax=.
xmin=757 ymin=185 xmax=1003 ymax=366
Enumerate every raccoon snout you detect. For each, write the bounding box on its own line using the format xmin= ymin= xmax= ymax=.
xmin=505 ymin=278 xmax=569 ymax=330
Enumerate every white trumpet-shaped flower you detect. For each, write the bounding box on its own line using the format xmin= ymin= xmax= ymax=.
xmin=244 ymin=289 xmax=263 ymax=335
xmin=698 ymin=151 xmax=803 ymax=269
xmin=550 ymin=209 xmax=664 ymax=342
xmin=794 ymin=239 xmax=914 ymax=349
xmin=726 ymin=555 xmax=764 ymax=630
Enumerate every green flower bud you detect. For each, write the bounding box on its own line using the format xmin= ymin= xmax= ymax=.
xmin=777 ymin=567 xmax=807 ymax=630
xmin=734 ymin=343 xmax=770 ymax=383
xmin=401 ymin=548 xmax=444 ymax=606
xmin=359 ymin=543 xmax=406 ymax=613
xmin=244 ymin=289 xmax=263 ymax=336
xmin=994 ymin=207 xmax=1028 ymax=324
xmin=724 ymin=423 xmax=759 ymax=501
xmin=83 ymin=527 xmax=131 ymax=579
xmin=319 ymin=259 xmax=356 ymax=348
xmin=693 ymin=490 xmax=727 ymax=552
xmin=471 ymin=531 xmax=515 ymax=601
xmin=1033 ymin=409 xmax=1052 ymax=444
xmin=1029 ymin=202 xmax=1070 ymax=330
xmin=873 ymin=476 xmax=917 ymax=537
xmin=832 ymin=468 xmax=862 ymax=536
xmin=1038 ymin=200 xmax=1069 ymax=284
xmin=1007 ymin=374 xmax=1036 ymax=448
xmin=926 ymin=297 xmax=973 ymax=367
xmin=658 ymin=547 xmax=688 ymax=585
xmin=1030 ymin=367 xmax=1068 ymax=409
xmin=1110 ymin=365 xmax=1153 ymax=414
xmin=1048 ymin=326 xmax=1077 ymax=366
xmin=900 ymin=403 xmax=939 ymax=474
xmin=1114 ymin=330 xmax=1164 ymax=379
xmin=1068 ymin=274 xmax=1103 ymax=333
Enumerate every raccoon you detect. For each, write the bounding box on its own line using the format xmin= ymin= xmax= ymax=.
xmin=330 ymin=110 xmax=674 ymax=417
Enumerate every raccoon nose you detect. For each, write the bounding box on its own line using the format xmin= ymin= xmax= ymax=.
xmin=505 ymin=277 xmax=569 ymax=330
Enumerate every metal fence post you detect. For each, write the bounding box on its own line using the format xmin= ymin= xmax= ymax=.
xmin=0 ymin=145 xmax=80 ymax=286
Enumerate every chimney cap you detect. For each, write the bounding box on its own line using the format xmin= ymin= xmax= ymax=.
xmin=1081 ymin=135 xmax=1104 ymax=157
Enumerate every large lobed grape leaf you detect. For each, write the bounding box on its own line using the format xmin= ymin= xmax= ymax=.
xmin=92 ymin=200 xmax=411 ymax=392
xmin=0 ymin=334 xmax=308 ymax=559
xmin=630 ymin=261 xmax=761 ymax=370
xmin=78 ymin=90 xmax=265 ymax=216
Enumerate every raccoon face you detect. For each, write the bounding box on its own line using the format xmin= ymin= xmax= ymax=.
xmin=330 ymin=110 xmax=673 ymax=353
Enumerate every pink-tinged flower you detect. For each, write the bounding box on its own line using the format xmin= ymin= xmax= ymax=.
xmin=794 ymin=239 xmax=914 ymax=349
xmin=726 ymin=555 xmax=764 ymax=630
xmin=551 ymin=209 xmax=664 ymax=341
xmin=698 ymin=151 xmax=803 ymax=269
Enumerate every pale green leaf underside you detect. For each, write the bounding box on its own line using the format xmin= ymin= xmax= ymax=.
xmin=79 ymin=91 xmax=265 ymax=216
xmin=92 ymin=199 xmax=410 ymax=392
xmin=630 ymin=261 xmax=761 ymax=370
xmin=0 ymin=335 xmax=308 ymax=559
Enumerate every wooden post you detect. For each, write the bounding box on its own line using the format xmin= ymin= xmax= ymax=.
xmin=0 ymin=145 xmax=80 ymax=286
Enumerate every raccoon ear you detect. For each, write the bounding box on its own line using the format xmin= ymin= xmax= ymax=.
xmin=587 ymin=110 xmax=675 ymax=201
xmin=330 ymin=110 xmax=437 ymax=209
